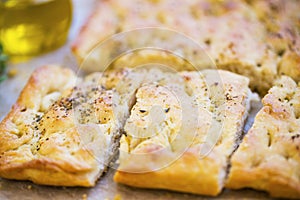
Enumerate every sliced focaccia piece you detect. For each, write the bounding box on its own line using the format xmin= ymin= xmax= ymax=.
xmin=0 ymin=66 xmax=133 ymax=186
xmin=226 ymin=76 xmax=300 ymax=199
xmin=72 ymin=0 xmax=282 ymax=95
xmin=114 ymin=70 xmax=254 ymax=196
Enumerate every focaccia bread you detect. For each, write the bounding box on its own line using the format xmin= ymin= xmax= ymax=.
xmin=0 ymin=65 xmax=198 ymax=187
xmin=226 ymin=76 xmax=300 ymax=198
xmin=72 ymin=0 xmax=300 ymax=95
xmin=114 ymin=69 xmax=255 ymax=196
xmin=246 ymin=0 xmax=300 ymax=84
xmin=0 ymin=65 xmax=132 ymax=186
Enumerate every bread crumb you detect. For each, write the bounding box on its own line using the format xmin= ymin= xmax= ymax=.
xmin=8 ymin=68 xmax=18 ymax=77
xmin=82 ymin=194 xmax=87 ymax=200
xmin=27 ymin=185 xmax=32 ymax=189
xmin=114 ymin=194 xmax=122 ymax=200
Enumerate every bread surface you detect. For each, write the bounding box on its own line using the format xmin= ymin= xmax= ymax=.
xmin=226 ymin=76 xmax=300 ymax=199
xmin=0 ymin=66 xmax=130 ymax=186
xmin=114 ymin=69 xmax=253 ymax=196
xmin=72 ymin=0 xmax=300 ymax=95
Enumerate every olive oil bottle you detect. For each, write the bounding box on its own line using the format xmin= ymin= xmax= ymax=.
xmin=0 ymin=0 xmax=72 ymax=60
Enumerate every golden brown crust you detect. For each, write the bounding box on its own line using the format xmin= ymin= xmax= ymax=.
xmin=0 ymin=65 xmax=76 ymax=154
xmin=0 ymin=66 xmax=125 ymax=186
xmin=114 ymin=149 xmax=222 ymax=196
xmin=226 ymin=76 xmax=300 ymax=199
xmin=114 ymin=70 xmax=253 ymax=196
xmin=0 ymin=66 xmax=93 ymax=186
